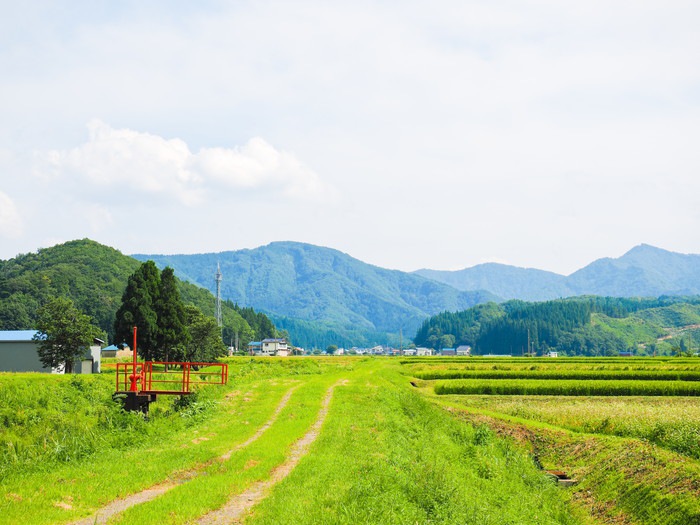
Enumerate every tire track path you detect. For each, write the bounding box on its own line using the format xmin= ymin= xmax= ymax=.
xmin=70 ymin=387 xmax=297 ymax=525
xmin=196 ymin=380 xmax=343 ymax=525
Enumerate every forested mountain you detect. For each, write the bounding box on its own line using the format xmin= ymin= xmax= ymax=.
xmin=414 ymin=296 xmax=700 ymax=356
xmin=414 ymin=245 xmax=700 ymax=300
xmin=8 ymin=239 xmax=697 ymax=352
xmin=415 ymin=264 xmax=571 ymax=301
xmin=133 ymin=241 xmax=499 ymax=348
xmin=567 ymin=244 xmax=700 ymax=297
xmin=0 ymin=239 xmax=275 ymax=348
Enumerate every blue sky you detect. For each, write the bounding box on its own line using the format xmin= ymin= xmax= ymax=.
xmin=1 ymin=1 xmax=699 ymax=274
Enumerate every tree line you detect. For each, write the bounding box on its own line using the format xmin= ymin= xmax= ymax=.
xmin=113 ymin=261 xmax=285 ymax=362
xmin=414 ymin=296 xmax=700 ymax=356
xmin=0 ymin=240 xmax=281 ymax=352
xmin=0 ymin=240 xmax=284 ymax=366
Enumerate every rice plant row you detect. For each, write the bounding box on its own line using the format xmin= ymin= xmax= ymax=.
xmin=415 ymin=369 xmax=700 ymax=381
xmin=434 ymin=379 xmax=700 ymax=396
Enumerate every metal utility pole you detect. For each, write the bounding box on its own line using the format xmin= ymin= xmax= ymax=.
xmin=215 ymin=263 xmax=223 ymax=327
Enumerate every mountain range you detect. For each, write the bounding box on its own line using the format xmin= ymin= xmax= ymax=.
xmin=414 ymin=244 xmax=700 ymax=300
xmin=134 ymin=242 xmax=700 ymax=347
xmin=133 ymin=242 xmax=497 ymax=348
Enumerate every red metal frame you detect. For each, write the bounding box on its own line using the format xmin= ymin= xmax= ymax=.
xmin=115 ymin=361 xmax=229 ymax=395
xmin=115 ymin=326 xmax=228 ymax=395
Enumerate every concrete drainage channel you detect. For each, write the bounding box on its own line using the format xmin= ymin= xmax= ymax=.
xmin=546 ymin=470 xmax=577 ymax=487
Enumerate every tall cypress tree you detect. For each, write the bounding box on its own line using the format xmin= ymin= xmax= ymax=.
xmin=114 ymin=261 xmax=160 ymax=360
xmin=155 ymin=267 xmax=190 ymax=363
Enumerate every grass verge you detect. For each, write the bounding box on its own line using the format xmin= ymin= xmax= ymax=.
xmin=240 ymin=364 xmax=588 ymax=525
xmin=434 ymin=397 xmax=700 ymax=525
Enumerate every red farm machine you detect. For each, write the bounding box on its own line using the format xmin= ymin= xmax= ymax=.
xmin=114 ymin=327 xmax=228 ymax=413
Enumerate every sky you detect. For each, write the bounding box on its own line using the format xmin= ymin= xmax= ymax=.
xmin=1 ymin=1 xmax=699 ymax=275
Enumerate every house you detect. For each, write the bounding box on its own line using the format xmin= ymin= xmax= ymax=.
xmin=456 ymin=345 xmax=471 ymax=356
xmin=247 ymin=341 xmax=262 ymax=355
xmin=0 ymin=330 xmax=101 ymax=373
xmin=101 ymin=345 xmax=120 ymax=358
xmin=547 ymin=351 xmax=559 ymax=358
xmin=276 ymin=345 xmax=293 ymax=357
xmin=416 ymin=347 xmax=433 ymax=356
xmin=403 ymin=348 xmax=417 ymax=356
xmin=441 ymin=348 xmax=456 ymax=356
xmin=101 ymin=344 xmax=132 ymax=359
xmin=261 ymin=338 xmax=288 ymax=356
xmin=370 ymin=345 xmax=385 ymax=355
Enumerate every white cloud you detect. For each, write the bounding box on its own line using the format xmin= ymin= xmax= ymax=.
xmin=1 ymin=2 xmax=699 ymax=271
xmin=0 ymin=192 xmax=23 ymax=238
xmin=33 ymin=120 xmax=330 ymax=206
xmin=191 ymin=137 xmax=328 ymax=199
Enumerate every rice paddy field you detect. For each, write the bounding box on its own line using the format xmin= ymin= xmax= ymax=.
xmin=404 ymin=356 xmax=700 ymax=524
xmin=2 ymin=356 xmax=700 ymax=524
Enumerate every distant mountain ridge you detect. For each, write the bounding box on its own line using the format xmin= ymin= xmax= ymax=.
xmin=415 ymin=244 xmax=700 ymax=301
xmin=133 ymin=241 xmax=498 ymax=347
xmin=134 ymin=242 xmax=700 ymax=347
xmin=415 ymin=263 xmax=571 ymax=301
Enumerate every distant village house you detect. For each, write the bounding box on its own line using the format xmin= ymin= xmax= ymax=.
xmin=248 ymin=339 xmax=289 ymax=356
xmin=456 ymin=345 xmax=471 ymax=356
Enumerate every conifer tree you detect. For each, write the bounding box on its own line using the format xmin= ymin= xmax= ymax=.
xmin=155 ymin=267 xmax=190 ymax=362
xmin=114 ymin=261 xmax=160 ymax=360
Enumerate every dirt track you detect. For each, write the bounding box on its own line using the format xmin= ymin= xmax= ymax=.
xmin=69 ymin=386 xmax=298 ymax=525
xmin=196 ymin=380 xmax=342 ymax=525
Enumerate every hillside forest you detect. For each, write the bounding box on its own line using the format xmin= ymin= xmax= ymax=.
xmin=414 ymin=296 xmax=700 ymax=356
xmin=0 ymin=240 xmax=279 ymax=352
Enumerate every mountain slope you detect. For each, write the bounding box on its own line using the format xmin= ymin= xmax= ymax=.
xmin=567 ymin=244 xmax=700 ymax=297
xmin=133 ymin=241 xmax=499 ymax=346
xmin=415 ymin=263 xmax=572 ymax=301
xmin=0 ymin=239 xmax=259 ymax=345
xmin=415 ymin=245 xmax=700 ymax=300
xmin=415 ymin=296 xmax=700 ymax=356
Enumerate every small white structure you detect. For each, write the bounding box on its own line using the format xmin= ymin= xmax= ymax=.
xmin=456 ymin=345 xmax=472 ymax=356
xmin=416 ymin=347 xmax=433 ymax=356
xmin=261 ymin=338 xmax=288 ymax=356
xmin=0 ymin=330 xmax=101 ymax=373
xmin=403 ymin=348 xmax=417 ymax=356
xmin=547 ymin=351 xmax=559 ymax=358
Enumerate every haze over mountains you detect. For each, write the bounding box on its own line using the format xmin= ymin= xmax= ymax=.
xmin=134 ymin=242 xmax=498 ymax=347
xmin=134 ymin=242 xmax=700 ymax=347
xmin=415 ymin=244 xmax=700 ymax=301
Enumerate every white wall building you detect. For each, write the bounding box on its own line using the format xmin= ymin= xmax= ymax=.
xmin=261 ymin=338 xmax=288 ymax=356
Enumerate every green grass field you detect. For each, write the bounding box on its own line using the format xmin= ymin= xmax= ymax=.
xmin=3 ymin=356 xmax=700 ymax=524
xmin=407 ymin=356 xmax=700 ymax=524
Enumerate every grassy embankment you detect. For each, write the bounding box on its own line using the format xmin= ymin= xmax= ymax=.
xmin=1 ymin=357 xmax=588 ymax=525
xmin=407 ymin=356 xmax=700 ymax=524
xmin=242 ymin=362 xmax=585 ymax=525
xmin=0 ymin=358 xmax=343 ymax=524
